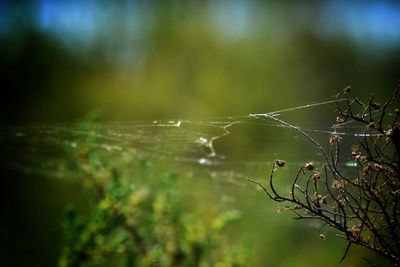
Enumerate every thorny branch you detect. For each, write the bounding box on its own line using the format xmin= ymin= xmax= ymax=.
xmin=250 ymin=84 xmax=400 ymax=265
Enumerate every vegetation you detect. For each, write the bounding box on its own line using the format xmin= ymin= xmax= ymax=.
xmin=250 ymin=84 xmax=400 ymax=265
xmin=58 ymin=135 xmax=248 ymax=267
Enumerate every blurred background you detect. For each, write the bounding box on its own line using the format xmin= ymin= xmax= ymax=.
xmin=1 ymin=0 xmax=399 ymax=123
xmin=1 ymin=1 xmax=400 ymax=267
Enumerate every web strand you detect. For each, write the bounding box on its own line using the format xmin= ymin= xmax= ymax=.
xmin=1 ymin=95 xmax=366 ymax=179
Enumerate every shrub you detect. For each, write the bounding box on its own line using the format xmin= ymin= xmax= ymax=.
xmin=58 ymin=154 xmax=248 ymax=267
xmin=250 ymin=84 xmax=400 ymax=265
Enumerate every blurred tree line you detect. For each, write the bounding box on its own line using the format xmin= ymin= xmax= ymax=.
xmin=1 ymin=0 xmax=399 ymax=123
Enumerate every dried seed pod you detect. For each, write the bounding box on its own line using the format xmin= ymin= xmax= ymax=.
xmin=350 ymin=226 xmax=362 ymax=240
xmin=313 ymin=194 xmax=327 ymax=206
xmin=311 ymin=171 xmax=321 ymax=183
xmin=329 ymin=133 xmax=343 ymax=144
xmin=343 ymin=85 xmax=352 ymax=94
xmin=336 ymin=117 xmax=345 ymax=124
xmin=374 ymin=163 xmax=384 ymax=171
xmin=385 ymin=127 xmax=393 ymax=137
xmin=363 ymin=165 xmax=371 ymax=175
xmin=331 ymin=179 xmax=347 ymax=189
xmin=304 ymin=162 xmax=315 ymax=171
xmin=275 ymin=159 xmax=286 ymax=167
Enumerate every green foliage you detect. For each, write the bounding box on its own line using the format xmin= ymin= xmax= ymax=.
xmin=58 ymin=152 xmax=248 ymax=267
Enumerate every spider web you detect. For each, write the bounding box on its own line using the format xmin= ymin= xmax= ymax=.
xmin=0 ymin=96 xmax=368 ymax=184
